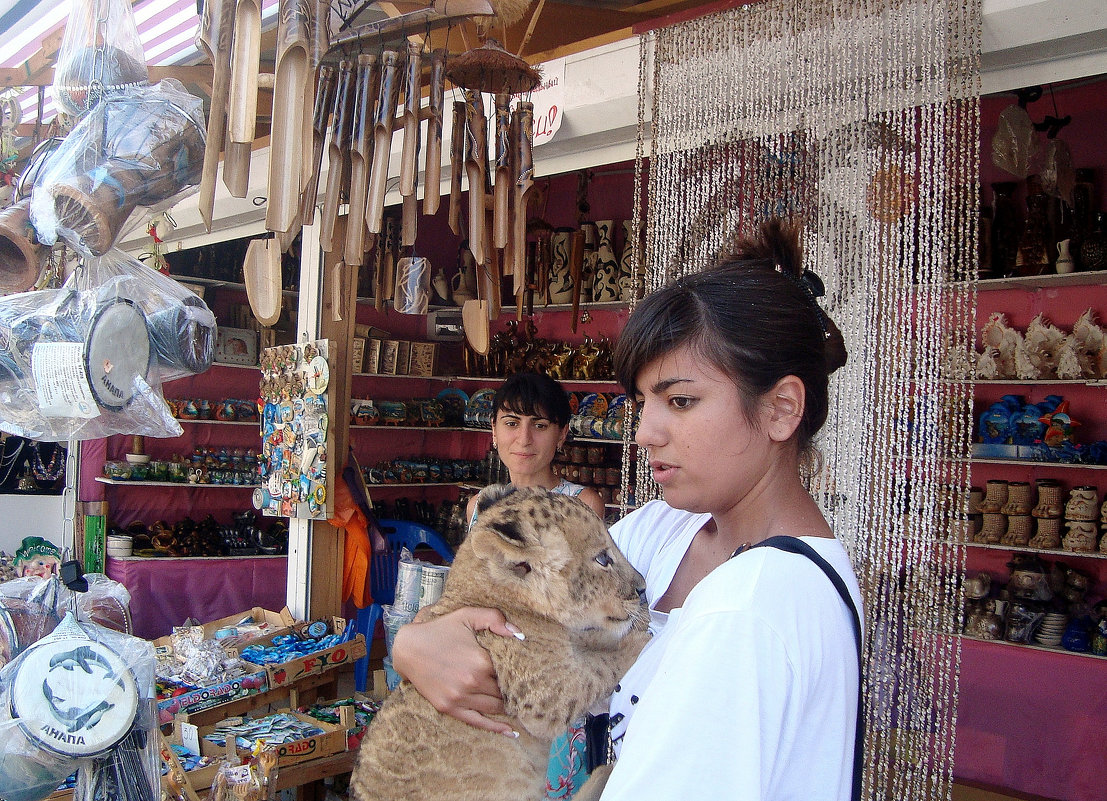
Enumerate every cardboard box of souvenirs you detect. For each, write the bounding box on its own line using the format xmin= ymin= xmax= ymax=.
xmin=215 ymin=326 xmax=259 ymax=366
xmin=239 ymin=618 xmax=367 ymax=688
xmin=157 ymin=670 xmax=270 ymax=725
xmin=153 ymin=607 xmax=293 ymax=724
xmin=184 ymin=710 xmax=348 ymax=768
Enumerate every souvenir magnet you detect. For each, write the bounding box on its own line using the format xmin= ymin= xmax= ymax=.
xmin=306 ymin=355 xmax=329 ymax=394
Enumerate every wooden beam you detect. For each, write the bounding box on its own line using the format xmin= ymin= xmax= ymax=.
xmin=0 ymin=64 xmax=215 ymax=90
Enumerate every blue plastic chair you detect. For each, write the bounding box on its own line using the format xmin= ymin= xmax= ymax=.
xmin=353 ymin=519 xmax=454 ymax=691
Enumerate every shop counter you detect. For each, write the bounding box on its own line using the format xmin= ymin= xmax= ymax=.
xmin=106 ymin=554 xmax=288 ymax=640
xmin=954 ymin=637 xmax=1107 ymax=801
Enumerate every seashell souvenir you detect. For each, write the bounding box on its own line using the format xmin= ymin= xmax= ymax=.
xmin=980 ymin=312 xmax=1021 ymax=379
xmin=1016 ymin=314 xmax=1066 ymax=380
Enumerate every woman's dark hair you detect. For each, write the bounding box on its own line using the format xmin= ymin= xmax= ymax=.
xmin=614 ymin=218 xmax=847 ymax=450
xmin=493 ymin=372 xmax=572 ymax=426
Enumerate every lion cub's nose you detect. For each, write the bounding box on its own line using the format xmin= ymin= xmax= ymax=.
xmin=637 ymin=585 xmax=647 ymax=605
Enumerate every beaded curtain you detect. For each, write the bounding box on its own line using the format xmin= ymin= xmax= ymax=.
xmin=624 ymin=1 xmax=980 ymax=798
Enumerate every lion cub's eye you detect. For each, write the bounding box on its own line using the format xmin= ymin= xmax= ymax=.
xmin=595 ymin=550 xmax=613 ymax=567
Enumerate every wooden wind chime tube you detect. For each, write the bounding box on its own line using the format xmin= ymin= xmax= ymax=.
xmin=463 ymin=89 xmax=487 ymax=270
xmin=299 ymin=64 xmax=336 ymax=226
xmin=195 ymin=0 xmax=235 ymax=231
xmin=493 ymin=92 xmax=512 ymax=253
xmin=448 ymin=100 xmax=466 ymax=236
xmin=512 ymin=101 xmax=534 ymax=296
xmin=344 ymin=53 xmax=377 ymax=267
xmin=224 ymin=0 xmax=261 ymax=197
xmin=399 ymin=41 xmax=423 ymax=248
xmin=319 ymin=60 xmax=355 ymax=253
xmin=423 ymin=49 xmax=446 ymax=217
xmin=266 ymin=0 xmax=314 ymax=240
xmin=365 ymin=49 xmax=404 ymax=236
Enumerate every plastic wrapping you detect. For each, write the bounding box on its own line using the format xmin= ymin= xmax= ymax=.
xmin=0 ymin=573 xmax=133 ymax=670
xmin=0 ymin=613 xmax=159 ymax=801
xmin=51 ymin=0 xmax=149 ymax=118
xmin=990 ymin=104 xmax=1038 ymax=179
xmin=0 ymin=249 xmax=215 ymax=441
xmin=30 ymin=79 xmax=206 ymax=257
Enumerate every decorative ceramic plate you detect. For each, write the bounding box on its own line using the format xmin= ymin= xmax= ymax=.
xmin=465 ymin=388 xmax=497 ymax=426
xmin=436 ymin=388 xmax=470 ymax=425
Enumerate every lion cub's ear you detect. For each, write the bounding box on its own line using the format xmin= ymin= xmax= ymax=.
xmin=474 ymin=515 xmax=543 ymax=581
xmin=475 ymin=483 xmax=517 ymax=514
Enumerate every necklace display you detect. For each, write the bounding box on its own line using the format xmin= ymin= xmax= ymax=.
xmin=0 ymin=436 xmax=28 ymax=489
xmin=31 ymin=443 xmax=65 ymax=483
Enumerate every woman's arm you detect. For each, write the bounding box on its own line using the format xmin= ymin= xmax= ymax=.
xmin=391 ymin=606 xmax=521 ymax=736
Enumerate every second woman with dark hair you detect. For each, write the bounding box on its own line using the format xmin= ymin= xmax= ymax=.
xmin=465 ymin=371 xmax=605 ymax=525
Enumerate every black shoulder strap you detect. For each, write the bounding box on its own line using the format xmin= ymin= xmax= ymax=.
xmin=747 ymin=535 xmax=864 ymax=801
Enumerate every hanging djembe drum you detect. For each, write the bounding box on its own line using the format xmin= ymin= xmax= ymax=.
xmin=36 ymin=81 xmax=206 ymax=257
xmin=0 ymin=614 xmax=154 ymax=801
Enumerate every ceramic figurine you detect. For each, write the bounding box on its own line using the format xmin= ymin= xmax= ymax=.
xmin=1040 ymin=401 xmax=1080 ymax=448
xmin=963 ymin=572 xmax=991 ymax=600
xmin=1032 ymin=480 xmax=1063 ymax=519
xmin=1030 ymin=517 xmax=1062 ymax=549
xmin=978 ymin=512 xmax=1005 ymax=545
xmin=964 ymin=599 xmax=1004 ymax=640
xmin=978 ymin=479 xmax=1009 ymax=513
xmin=968 ymin=486 xmax=984 ymax=515
xmin=1001 ymin=482 xmax=1032 ymax=515
xmin=1065 ymin=485 xmax=1098 ymax=521
xmin=1063 ymin=519 xmax=1098 ymax=553
xmin=1001 ymin=514 xmax=1032 ymax=546
xmin=13 ymin=536 xmax=61 ymax=579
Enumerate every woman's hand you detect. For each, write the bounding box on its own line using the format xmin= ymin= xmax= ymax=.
xmin=391 ymin=606 xmax=522 ymax=736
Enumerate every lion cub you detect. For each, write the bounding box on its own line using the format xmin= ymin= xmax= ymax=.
xmin=351 ymin=485 xmax=649 ymax=801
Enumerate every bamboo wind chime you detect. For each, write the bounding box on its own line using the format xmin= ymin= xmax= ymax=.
xmin=194 ymin=0 xmax=496 ymax=245
xmin=445 ymin=39 xmax=540 ymax=353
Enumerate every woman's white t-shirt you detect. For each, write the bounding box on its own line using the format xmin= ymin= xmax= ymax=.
xmin=601 ymin=500 xmax=863 ymax=801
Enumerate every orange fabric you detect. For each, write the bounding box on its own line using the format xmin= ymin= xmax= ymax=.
xmin=330 ymin=477 xmax=373 ymax=608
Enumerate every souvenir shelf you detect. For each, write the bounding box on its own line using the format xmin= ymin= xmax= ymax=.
xmin=969 ymin=458 xmax=1107 ymax=470
xmin=964 ymin=540 xmax=1107 ymax=560
xmin=958 ymin=632 xmax=1107 ymax=662
xmin=94 ymin=477 xmax=259 ymax=488
xmin=972 ymin=268 xmax=1107 ymax=290
xmin=966 ymin=267 xmax=1107 ymax=673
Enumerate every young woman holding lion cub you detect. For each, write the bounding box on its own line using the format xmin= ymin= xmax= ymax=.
xmin=393 ymin=218 xmax=863 ymax=801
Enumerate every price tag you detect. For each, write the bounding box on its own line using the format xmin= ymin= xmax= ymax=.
xmin=179 ymin=722 xmax=201 ymax=756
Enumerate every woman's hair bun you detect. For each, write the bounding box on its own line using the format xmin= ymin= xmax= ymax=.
xmin=720 ymin=217 xmax=803 ymax=278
